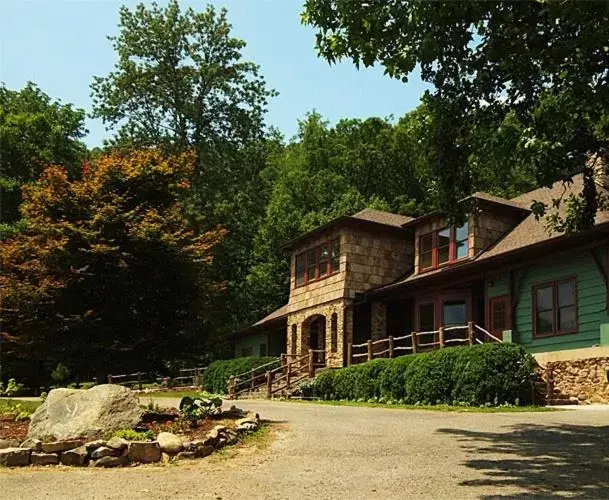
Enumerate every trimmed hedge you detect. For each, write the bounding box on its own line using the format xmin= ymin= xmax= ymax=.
xmin=202 ymin=356 xmax=279 ymax=394
xmin=313 ymin=343 xmax=536 ymax=406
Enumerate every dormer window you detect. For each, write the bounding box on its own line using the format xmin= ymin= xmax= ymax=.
xmin=295 ymin=239 xmax=340 ymax=287
xmin=419 ymin=222 xmax=469 ymax=271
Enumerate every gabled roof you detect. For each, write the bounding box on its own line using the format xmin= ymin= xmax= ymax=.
xmin=371 ymin=174 xmax=609 ymax=294
xmin=283 ymin=208 xmax=411 ymax=250
xmin=351 ymin=208 xmax=412 ymax=227
xmin=401 ymin=191 xmax=529 ymax=228
xmin=252 ymin=304 xmax=288 ymax=328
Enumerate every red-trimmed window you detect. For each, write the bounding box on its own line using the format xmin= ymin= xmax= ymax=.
xmin=419 ymin=222 xmax=469 ymax=271
xmin=295 ymin=239 xmax=340 ymax=287
xmin=533 ymin=278 xmax=578 ymax=337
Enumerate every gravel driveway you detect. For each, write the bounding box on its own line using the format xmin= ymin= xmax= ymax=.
xmin=2 ymin=399 xmax=609 ymax=499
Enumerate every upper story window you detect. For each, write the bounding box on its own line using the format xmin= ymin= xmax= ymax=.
xmin=533 ymin=278 xmax=577 ymax=337
xmin=419 ymin=222 xmax=469 ymax=271
xmin=295 ymin=239 xmax=340 ymax=287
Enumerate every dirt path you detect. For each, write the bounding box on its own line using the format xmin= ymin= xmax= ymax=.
xmin=2 ymin=399 xmax=609 ymax=499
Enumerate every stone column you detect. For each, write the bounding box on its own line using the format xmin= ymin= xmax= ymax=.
xmin=370 ymin=301 xmax=387 ymax=341
xmin=341 ymin=306 xmax=354 ymax=367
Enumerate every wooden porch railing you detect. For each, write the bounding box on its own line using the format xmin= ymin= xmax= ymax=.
xmin=228 ymin=349 xmax=326 ymax=399
xmin=347 ymin=322 xmax=502 ymax=366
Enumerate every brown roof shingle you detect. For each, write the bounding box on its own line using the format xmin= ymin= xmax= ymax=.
xmin=351 ymin=208 xmax=412 ymax=227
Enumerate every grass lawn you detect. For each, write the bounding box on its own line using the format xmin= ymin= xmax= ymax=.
xmin=0 ymin=398 xmax=42 ymax=416
xmin=144 ymin=391 xmax=561 ymax=412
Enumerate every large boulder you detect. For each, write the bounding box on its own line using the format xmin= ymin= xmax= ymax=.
xmin=28 ymin=385 xmax=142 ymax=441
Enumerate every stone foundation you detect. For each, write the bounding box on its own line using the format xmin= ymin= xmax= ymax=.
xmin=545 ymin=357 xmax=609 ymax=404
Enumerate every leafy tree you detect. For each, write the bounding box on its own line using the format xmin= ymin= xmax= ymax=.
xmin=303 ymin=1 xmax=609 ymax=232
xmin=0 ymin=150 xmax=226 ymax=385
xmin=91 ymin=0 xmax=277 ymax=338
xmin=0 ymin=82 xmax=87 ymax=224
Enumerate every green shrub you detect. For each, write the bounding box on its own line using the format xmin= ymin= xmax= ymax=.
xmin=313 ymin=344 xmax=536 ymax=407
xmin=50 ymin=363 xmax=71 ymax=387
xmin=179 ymin=392 xmax=223 ymax=422
xmin=202 ymin=356 xmax=279 ymax=394
xmin=0 ymin=378 xmax=25 ymax=397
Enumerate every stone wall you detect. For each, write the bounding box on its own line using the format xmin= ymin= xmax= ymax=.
xmin=471 ymin=212 xmax=520 ymax=256
xmin=370 ymin=301 xmax=387 ymax=341
xmin=545 ymin=357 xmax=609 ymax=404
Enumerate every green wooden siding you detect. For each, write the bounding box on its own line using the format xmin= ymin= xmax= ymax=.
xmin=487 ymin=273 xmax=509 ymax=299
xmin=513 ymin=248 xmax=608 ymax=353
xmin=235 ymin=331 xmax=269 ymax=357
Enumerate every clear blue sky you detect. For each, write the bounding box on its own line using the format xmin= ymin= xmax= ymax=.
xmin=0 ymin=0 xmax=429 ymax=147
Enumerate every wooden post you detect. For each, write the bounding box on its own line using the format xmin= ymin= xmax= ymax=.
xmin=411 ymin=331 xmax=418 ymax=354
xmin=388 ymin=336 xmax=394 ymax=358
xmin=438 ymin=327 xmax=445 ymax=349
xmin=546 ymin=367 xmax=554 ymax=403
xmin=107 ymin=375 xmax=113 ymax=384
xmin=347 ymin=343 xmax=353 ymax=366
xmin=367 ymin=340 xmax=373 ymax=361
xmin=250 ymin=368 xmax=255 ymax=391
xmin=137 ymin=372 xmax=142 ymax=391
xmin=228 ymin=375 xmax=235 ymax=398
xmin=266 ymin=370 xmax=272 ymax=399
xmin=467 ymin=321 xmax=474 ymax=346
xmin=308 ymin=349 xmax=314 ymax=377
xmin=286 ymin=362 xmax=291 ymax=391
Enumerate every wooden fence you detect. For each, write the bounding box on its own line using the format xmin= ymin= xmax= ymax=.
xmin=347 ymin=322 xmax=502 ymax=365
xmin=107 ymin=366 xmax=207 ymax=390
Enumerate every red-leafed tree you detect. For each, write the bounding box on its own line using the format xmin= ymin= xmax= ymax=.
xmin=0 ymin=149 xmax=226 ymax=386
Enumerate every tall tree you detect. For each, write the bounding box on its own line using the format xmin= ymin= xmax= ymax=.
xmin=0 ymin=82 xmax=87 ymax=226
xmin=303 ymin=1 xmax=609 ymax=232
xmin=0 ymin=150 xmax=226 ymax=385
xmin=91 ymin=1 xmax=277 ymax=336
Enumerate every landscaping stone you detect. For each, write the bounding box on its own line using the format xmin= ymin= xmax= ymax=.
xmin=193 ymin=444 xmax=214 ymax=458
xmin=91 ymin=446 xmax=121 ymax=459
xmin=31 ymin=452 xmax=59 ymax=466
xmin=91 ymin=455 xmax=130 ymax=468
xmin=41 ymin=439 xmax=83 ymax=453
xmin=28 ymin=384 xmax=142 ymax=441
xmin=0 ymin=439 xmax=20 ymax=449
xmin=156 ymin=432 xmax=183 ymax=454
xmin=161 ymin=452 xmax=171 ymax=465
xmin=237 ymin=422 xmax=258 ymax=433
xmin=126 ymin=441 xmax=161 ymax=463
xmin=85 ymin=439 xmax=106 ymax=452
xmin=0 ymin=447 xmax=31 ymax=466
xmin=235 ymin=412 xmax=260 ymax=427
xmin=20 ymin=438 xmax=43 ymax=452
xmin=224 ymin=429 xmax=239 ymax=445
xmin=59 ymin=445 xmax=88 ymax=466
xmin=106 ymin=436 xmax=128 ymax=451
xmin=175 ymin=451 xmax=196 ymax=460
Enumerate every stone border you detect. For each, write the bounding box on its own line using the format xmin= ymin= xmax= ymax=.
xmin=0 ymin=412 xmax=260 ymax=468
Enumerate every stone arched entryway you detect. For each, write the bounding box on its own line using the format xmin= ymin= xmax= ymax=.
xmin=302 ymin=314 xmax=326 ymax=366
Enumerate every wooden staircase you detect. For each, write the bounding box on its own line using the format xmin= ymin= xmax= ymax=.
xmin=228 ymin=349 xmax=326 ymax=400
xmin=533 ymin=366 xmax=578 ymax=406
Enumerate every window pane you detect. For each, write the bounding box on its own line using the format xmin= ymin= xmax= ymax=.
xmin=559 ymin=306 xmax=577 ymax=331
xmin=438 ymin=245 xmax=450 ymax=264
xmin=307 ymin=249 xmax=317 ymax=281
xmin=319 ymin=245 xmax=329 ymax=276
xmin=443 ymin=300 xmax=467 ymax=327
xmin=419 ymin=303 xmax=435 ymax=332
xmin=536 ymin=286 xmax=553 ymax=311
xmin=558 ymin=281 xmax=576 ymax=307
xmin=420 ymin=234 xmax=433 ymax=253
xmin=421 ymin=250 xmax=433 ymax=269
xmin=456 ymin=240 xmax=468 ymax=259
xmin=455 ymin=222 xmax=469 ymax=242
xmin=296 ymin=254 xmax=306 ymax=286
xmin=331 ymin=240 xmax=340 ymax=272
xmin=536 ymin=310 xmax=554 ymax=334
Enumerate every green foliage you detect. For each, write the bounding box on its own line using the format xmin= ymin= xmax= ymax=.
xmin=311 ymin=344 xmax=536 ymax=406
xmin=0 ymin=82 xmax=87 ymax=223
xmin=50 ymin=363 xmax=71 ymax=387
xmin=0 ymin=399 xmax=36 ymax=421
xmin=303 ymin=1 xmax=609 ymax=232
xmin=0 ymin=378 xmax=25 ymax=397
xmin=179 ymin=391 xmax=223 ymax=422
xmin=202 ymin=357 xmax=279 ymax=394
xmin=112 ymin=428 xmax=154 ymax=441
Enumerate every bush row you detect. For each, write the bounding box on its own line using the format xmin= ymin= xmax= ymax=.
xmin=202 ymin=356 xmax=279 ymax=394
xmin=311 ymin=343 xmax=536 ymax=406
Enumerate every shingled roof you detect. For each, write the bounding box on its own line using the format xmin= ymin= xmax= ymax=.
xmin=351 ymin=208 xmax=412 ymax=227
